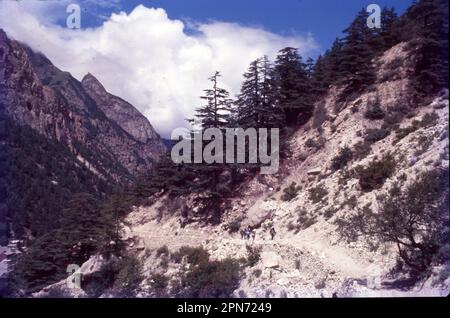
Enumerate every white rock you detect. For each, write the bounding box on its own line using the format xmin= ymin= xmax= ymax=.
xmin=244 ymin=202 xmax=275 ymax=227
xmin=262 ymin=251 xmax=282 ymax=268
xmin=307 ymin=168 xmax=321 ymax=176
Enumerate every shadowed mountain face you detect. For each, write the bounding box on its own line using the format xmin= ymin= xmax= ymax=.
xmin=0 ymin=29 xmax=166 ymax=244
xmin=0 ymin=29 xmax=166 ymax=181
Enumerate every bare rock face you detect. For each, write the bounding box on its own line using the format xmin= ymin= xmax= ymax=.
xmin=81 ymin=73 xmax=159 ymax=144
xmin=0 ymin=29 xmax=166 ymax=180
xmin=261 ymin=251 xmax=282 ymax=269
xmin=243 ymin=201 xmax=275 ymax=228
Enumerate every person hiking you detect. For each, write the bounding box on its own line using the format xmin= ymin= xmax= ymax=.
xmin=251 ymin=229 xmax=256 ymax=242
xmin=245 ymin=227 xmax=251 ymax=240
xmin=240 ymin=228 xmax=246 ymax=240
xmin=270 ymin=227 xmax=276 ymax=240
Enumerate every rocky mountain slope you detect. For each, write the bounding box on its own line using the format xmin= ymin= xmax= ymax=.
xmin=0 ymin=29 xmax=165 ymax=181
xmin=95 ymin=41 xmax=448 ymax=298
xmin=0 ymin=29 xmax=166 ymax=272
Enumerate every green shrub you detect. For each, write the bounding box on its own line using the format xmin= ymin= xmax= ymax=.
xmin=179 ymin=256 xmax=243 ymax=298
xmin=420 ymin=112 xmax=439 ymax=128
xmin=364 ymin=98 xmax=385 ymax=120
xmin=309 ymin=185 xmax=328 ymax=204
xmin=82 ymin=259 xmax=118 ymax=297
xmin=382 ymin=112 xmax=403 ymax=129
xmin=324 ymin=207 xmax=338 ymax=220
xmin=281 ymin=182 xmax=302 ymax=201
xmin=315 ymin=278 xmax=326 ymax=289
xmin=299 ymin=216 xmax=317 ymax=230
xmin=355 ymin=154 xmax=396 ymax=191
xmin=156 ymin=245 xmax=169 ymax=258
xmin=150 ymin=273 xmax=169 ymax=290
xmin=287 ymin=221 xmax=299 ymax=232
xmin=253 ymin=269 xmax=262 ymax=278
xmin=305 ymin=136 xmax=326 ymax=150
xmin=364 ymin=128 xmax=390 ymax=143
xmin=113 ymin=255 xmax=144 ymax=297
xmin=288 ymin=208 xmax=317 ymax=232
xmin=338 ymin=168 xmax=354 ymax=186
xmin=246 ymin=245 xmax=262 ymax=267
xmin=337 ymin=169 xmax=449 ymax=277
xmin=353 ymin=140 xmax=372 ymax=160
xmin=331 ymin=147 xmax=353 ymax=171
xmin=82 ymin=254 xmax=144 ymax=298
xmin=394 ymin=112 xmax=439 ymax=143
xmin=414 ymin=135 xmax=434 ymax=157
xmin=227 ymin=219 xmax=241 ymax=234
xmin=395 ymin=121 xmax=420 ymax=143
xmin=171 ymin=246 xmax=210 ymax=265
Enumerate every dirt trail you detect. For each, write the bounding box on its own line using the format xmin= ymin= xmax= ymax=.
xmin=128 ymin=221 xmax=372 ymax=280
xmin=289 ymin=235 xmax=372 ymax=278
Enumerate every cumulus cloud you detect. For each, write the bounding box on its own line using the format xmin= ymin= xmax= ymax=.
xmin=0 ymin=2 xmax=318 ymax=137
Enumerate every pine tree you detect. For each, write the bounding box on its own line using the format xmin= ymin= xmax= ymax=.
xmin=378 ymin=6 xmax=399 ymax=50
xmin=310 ymin=38 xmax=345 ymax=96
xmin=191 ymin=71 xmax=233 ymax=130
xmin=311 ymin=55 xmax=328 ymax=95
xmin=236 ymin=59 xmax=261 ymax=129
xmin=340 ymin=9 xmax=377 ymax=96
xmin=404 ymin=0 xmax=449 ymax=99
xmin=305 ymin=57 xmax=315 ymax=78
xmin=236 ymin=56 xmax=284 ymax=129
xmin=273 ymin=47 xmax=312 ymax=126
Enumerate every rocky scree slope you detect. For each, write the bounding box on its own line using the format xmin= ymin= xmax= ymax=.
xmin=116 ymin=41 xmax=449 ymax=298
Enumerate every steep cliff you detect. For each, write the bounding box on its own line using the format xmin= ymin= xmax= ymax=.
xmin=0 ymin=29 xmax=165 ymax=181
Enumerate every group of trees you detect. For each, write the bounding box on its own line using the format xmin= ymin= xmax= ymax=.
xmin=1 ymin=120 xmax=136 ymax=295
xmin=2 ymin=120 xmax=115 ymax=242
xmin=194 ymin=48 xmax=314 ymax=131
xmin=192 ymin=0 xmax=448 ymax=132
xmin=10 ymin=190 xmax=132 ymax=294
xmin=132 ymin=0 xmax=449 ymax=223
xmin=133 ymin=48 xmax=315 ymax=222
xmin=312 ymin=1 xmax=448 ymax=103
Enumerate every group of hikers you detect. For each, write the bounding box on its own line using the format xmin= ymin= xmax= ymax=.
xmin=240 ymin=225 xmax=276 ymax=241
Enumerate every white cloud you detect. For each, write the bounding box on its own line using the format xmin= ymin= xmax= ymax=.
xmin=0 ymin=2 xmax=318 ymax=137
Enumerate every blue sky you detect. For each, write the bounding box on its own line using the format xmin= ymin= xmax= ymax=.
xmin=76 ymin=0 xmax=413 ymax=53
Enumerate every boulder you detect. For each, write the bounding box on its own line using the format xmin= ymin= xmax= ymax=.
xmin=33 ymin=280 xmax=87 ymax=298
xmin=262 ymin=251 xmax=282 ymax=268
xmin=307 ymin=168 xmax=321 ymax=176
xmin=244 ymin=203 xmax=274 ymax=228
xmin=32 ymin=254 xmax=113 ymax=298
xmin=135 ymin=238 xmax=146 ymax=251
xmin=78 ymin=254 xmax=106 ymax=276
